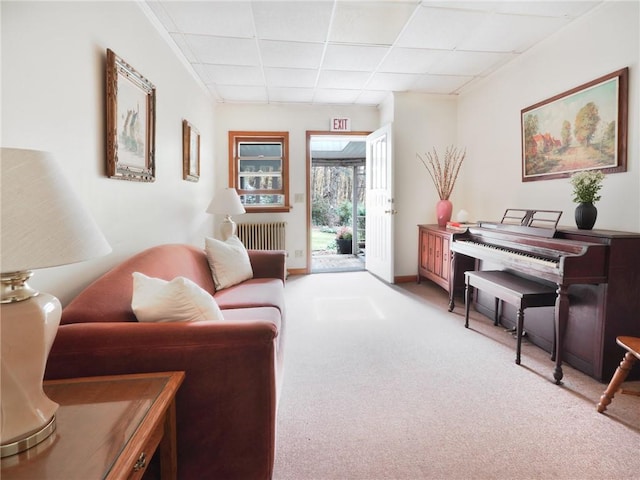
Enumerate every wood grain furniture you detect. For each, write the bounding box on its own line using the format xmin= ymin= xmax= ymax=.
xmin=597 ymin=336 xmax=640 ymax=413
xmin=417 ymin=224 xmax=473 ymax=309
xmin=464 ymin=270 xmax=557 ymax=365
xmin=450 ymin=223 xmax=640 ymax=383
xmin=1 ymin=371 xmax=184 ymax=480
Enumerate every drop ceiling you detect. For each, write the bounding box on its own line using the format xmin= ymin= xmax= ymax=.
xmin=143 ymin=1 xmax=602 ymax=107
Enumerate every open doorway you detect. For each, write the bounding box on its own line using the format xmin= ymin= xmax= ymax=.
xmin=307 ymin=132 xmax=368 ymax=273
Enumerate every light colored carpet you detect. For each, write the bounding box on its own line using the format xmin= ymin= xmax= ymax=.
xmin=274 ymin=271 xmax=640 ymax=480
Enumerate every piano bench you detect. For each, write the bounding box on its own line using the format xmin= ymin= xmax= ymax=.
xmin=464 ymin=270 xmax=557 ymax=365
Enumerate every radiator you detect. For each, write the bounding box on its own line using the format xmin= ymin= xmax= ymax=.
xmin=236 ymin=222 xmax=286 ymax=251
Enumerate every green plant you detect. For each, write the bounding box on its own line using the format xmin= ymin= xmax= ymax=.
xmin=570 ymin=170 xmax=605 ymax=203
xmin=337 ymin=201 xmax=353 ymax=224
xmin=335 ymin=226 xmax=352 ymax=240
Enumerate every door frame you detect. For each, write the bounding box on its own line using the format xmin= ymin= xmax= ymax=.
xmin=305 ymin=130 xmax=372 ymax=274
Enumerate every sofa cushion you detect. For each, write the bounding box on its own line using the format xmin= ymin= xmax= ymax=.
xmin=205 ymin=236 xmax=253 ymax=290
xmin=214 ymin=278 xmax=285 ymax=314
xmin=131 ymin=272 xmax=224 ymax=323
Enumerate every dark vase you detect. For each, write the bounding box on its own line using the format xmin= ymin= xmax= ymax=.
xmin=336 ymin=238 xmax=353 ymax=254
xmin=575 ymin=202 xmax=597 ymax=230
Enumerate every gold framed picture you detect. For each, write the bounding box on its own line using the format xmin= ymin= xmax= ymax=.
xmin=182 ymin=120 xmax=200 ymax=182
xmin=106 ymin=49 xmax=156 ymax=182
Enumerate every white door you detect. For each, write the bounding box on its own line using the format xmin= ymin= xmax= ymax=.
xmin=365 ymin=124 xmax=394 ymax=283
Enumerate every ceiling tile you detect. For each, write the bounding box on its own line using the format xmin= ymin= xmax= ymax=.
xmin=458 ymin=13 xmax=570 ymax=53
xmin=183 ymin=34 xmax=260 ymax=65
xmin=329 ymin=1 xmax=418 ymax=46
xmin=397 ymin=6 xmax=489 ymax=50
xmin=159 ymin=1 xmax=254 ymax=37
xmin=252 ymin=1 xmax=333 ymax=42
xmin=313 ymin=88 xmax=362 ymax=104
xmin=366 ymin=72 xmax=422 ymax=91
xmin=317 ymin=70 xmax=371 ymax=90
xmin=268 ymin=87 xmax=315 ymax=103
xmin=378 ymin=47 xmax=444 ymax=74
xmin=260 ymin=40 xmax=325 ymax=69
xmin=412 ymin=74 xmax=473 ymax=94
xmin=322 ymin=44 xmax=389 ymax=71
xmin=429 ymin=50 xmax=515 ymax=76
xmin=217 ymin=85 xmax=268 ymax=103
xmin=265 ymin=67 xmax=318 ymax=89
xmin=198 ymin=64 xmax=264 ymax=86
xmin=145 ymin=0 xmax=604 ymax=106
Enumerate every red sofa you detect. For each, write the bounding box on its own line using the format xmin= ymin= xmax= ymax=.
xmin=44 ymin=244 xmax=286 ymax=479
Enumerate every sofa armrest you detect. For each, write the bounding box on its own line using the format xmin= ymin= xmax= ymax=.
xmin=45 ymin=321 xmax=279 ymax=479
xmin=248 ymin=249 xmax=286 ymax=282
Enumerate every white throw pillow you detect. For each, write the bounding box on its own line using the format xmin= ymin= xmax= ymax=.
xmin=204 ymin=236 xmax=253 ymax=290
xmin=131 ymin=272 xmax=224 ymax=323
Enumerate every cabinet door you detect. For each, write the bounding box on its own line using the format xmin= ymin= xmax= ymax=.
xmin=427 ymin=232 xmax=436 ymax=274
xmin=419 ymin=229 xmax=429 ymax=272
xmin=433 ymin=233 xmax=443 ymax=277
xmin=441 ymin=236 xmax=450 ymax=281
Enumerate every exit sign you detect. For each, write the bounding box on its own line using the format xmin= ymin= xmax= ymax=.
xmin=330 ymin=117 xmax=351 ymax=132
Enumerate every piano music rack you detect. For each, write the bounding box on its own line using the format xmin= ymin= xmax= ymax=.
xmin=500 ymin=209 xmax=563 ymax=229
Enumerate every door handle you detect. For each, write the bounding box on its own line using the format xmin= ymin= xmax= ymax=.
xmin=384 ymin=209 xmax=397 ymax=214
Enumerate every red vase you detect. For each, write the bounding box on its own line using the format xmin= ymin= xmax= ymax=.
xmin=436 ymin=199 xmax=453 ymax=227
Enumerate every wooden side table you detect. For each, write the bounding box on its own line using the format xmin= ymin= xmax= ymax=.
xmin=1 ymin=371 xmax=184 ymax=480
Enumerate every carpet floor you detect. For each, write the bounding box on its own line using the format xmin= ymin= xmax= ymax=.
xmin=274 ymin=271 xmax=640 ymax=480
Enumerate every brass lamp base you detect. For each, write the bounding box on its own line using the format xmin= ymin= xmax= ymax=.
xmin=0 ymin=415 xmax=56 ymax=458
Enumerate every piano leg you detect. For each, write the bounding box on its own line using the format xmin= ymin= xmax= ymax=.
xmin=448 ymin=251 xmax=457 ymax=312
xmin=554 ymin=284 xmax=570 ymax=385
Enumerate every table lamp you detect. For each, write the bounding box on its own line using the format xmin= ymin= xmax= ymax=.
xmin=206 ymin=188 xmax=246 ymax=239
xmin=0 ymin=148 xmax=112 ymax=457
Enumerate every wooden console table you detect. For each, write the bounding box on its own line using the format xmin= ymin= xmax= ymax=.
xmin=1 ymin=371 xmax=184 ymax=480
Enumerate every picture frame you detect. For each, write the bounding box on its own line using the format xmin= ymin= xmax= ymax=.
xmin=182 ymin=120 xmax=200 ymax=182
xmin=106 ymin=48 xmax=156 ymax=182
xmin=521 ymin=67 xmax=628 ymax=182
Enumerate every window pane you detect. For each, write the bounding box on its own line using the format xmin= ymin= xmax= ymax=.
xmin=239 ymin=143 xmax=282 ymax=157
xmin=239 ymin=174 xmax=281 ymax=190
xmin=240 ymin=194 xmax=284 ymax=206
xmin=239 ymin=159 xmax=282 ymax=173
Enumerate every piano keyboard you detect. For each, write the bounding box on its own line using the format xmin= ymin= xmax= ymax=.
xmin=456 ymin=240 xmax=560 ymax=268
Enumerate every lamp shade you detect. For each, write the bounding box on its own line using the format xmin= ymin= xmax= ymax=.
xmin=206 ymin=188 xmax=246 ymax=216
xmin=1 ymin=148 xmax=112 ymax=273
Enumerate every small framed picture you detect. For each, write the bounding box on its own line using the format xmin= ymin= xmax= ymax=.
xmin=105 ymin=49 xmax=156 ymax=182
xmin=182 ymin=120 xmax=200 ymax=182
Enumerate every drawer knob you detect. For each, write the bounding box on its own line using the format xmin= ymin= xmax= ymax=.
xmin=133 ymin=452 xmax=147 ymax=472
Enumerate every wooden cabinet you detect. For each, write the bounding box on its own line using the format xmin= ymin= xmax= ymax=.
xmin=417 ymin=225 xmax=473 ymax=299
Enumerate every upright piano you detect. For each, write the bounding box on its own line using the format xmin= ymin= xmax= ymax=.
xmin=449 ymin=209 xmax=640 ymax=384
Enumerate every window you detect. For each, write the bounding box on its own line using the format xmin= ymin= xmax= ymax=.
xmin=229 ymin=131 xmax=291 ymax=212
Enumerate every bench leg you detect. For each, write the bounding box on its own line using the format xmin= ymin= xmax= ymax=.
xmin=515 ymin=308 xmax=524 ymax=365
xmin=494 ymin=298 xmax=500 ymax=326
xmin=597 ymin=351 xmax=637 ymax=413
xmin=464 ymin=282 xmax=471 ymax=328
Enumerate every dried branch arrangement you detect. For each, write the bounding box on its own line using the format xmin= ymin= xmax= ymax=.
xmin=417 ymin=146 xmax=466 ymax=200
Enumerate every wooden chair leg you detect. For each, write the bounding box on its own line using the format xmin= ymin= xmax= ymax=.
xmin=597 ymin=351 xmax=638 ymax=413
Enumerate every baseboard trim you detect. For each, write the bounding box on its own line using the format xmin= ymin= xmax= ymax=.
xmin=394 ymin=275 xmax=416 ymax=284
xmin=287 ymin=268 xmax=307 ymax=276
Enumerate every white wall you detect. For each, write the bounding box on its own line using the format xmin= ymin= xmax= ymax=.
xmin=456 ymin=1 xmax=639 ymax=231
xmin=2 ymin=1 xmax=217 ymax=304
xmin=214 ymin=103 xmax=379 ymax=270
xmin=392 ymin=93 xmax=458 ymax=277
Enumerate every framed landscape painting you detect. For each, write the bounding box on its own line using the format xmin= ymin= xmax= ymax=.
xmin=106 ymin=49 xmax=156 ymax=182
xmin=521 ymin=67 xmax=627 ymax=182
